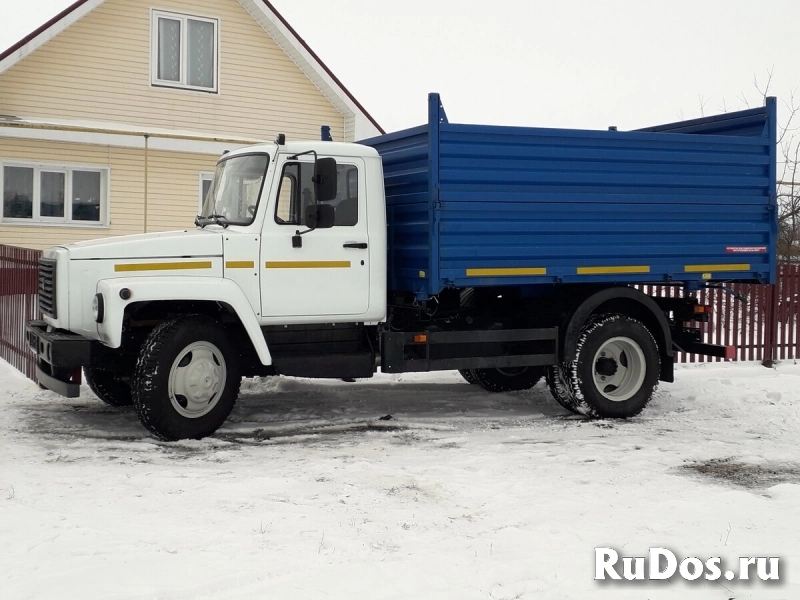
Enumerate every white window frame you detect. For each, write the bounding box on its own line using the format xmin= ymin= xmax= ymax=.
xmin=0 ymin=160 xmax=110 ymax=227
xmin=151 ymin=10 xmax=219 ymax=93
xmin=199 ymin=171 xmax=215 ymax=212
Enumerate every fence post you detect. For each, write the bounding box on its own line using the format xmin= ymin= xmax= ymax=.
xmin=761 ymin=271 xmax=781 ymax=367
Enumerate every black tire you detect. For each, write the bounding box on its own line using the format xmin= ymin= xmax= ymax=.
xmin=459 ymin=369 xmax=478 ymax=385
xmin=132 ymin=315 xmax=241 ymax=441
xmin=545 ymin=365 xmax=580 ymax=414
xmin=566 ymin=314 xmax=660 ymax=418
xmin=84 ymin=367 xmax=133 ymax=407
xmin=472 ymin=366 xmax=546 ymax=392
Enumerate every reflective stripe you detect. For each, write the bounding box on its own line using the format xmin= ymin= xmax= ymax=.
xmin=114 ymin=261 xmax=212 ymax=272
xmin=685 ymin=264 xmax=750 ymax=273
xmin=465 ymin=267 xmax=547 ymax=277
xmin=225 ymin=261 xmax=255 ymax=269
xmin=265 ymin=261 xmax=350 ymax=269
xmin=577 ymin=266 xmax=650 ymax=275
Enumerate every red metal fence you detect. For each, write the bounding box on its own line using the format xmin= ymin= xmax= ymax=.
xmin=642 ymin=263 xmax=799 ymax=363
xmin=0 ymin=243 xmax=798 ymax=381
xmin=0 ymin=244 xmax=42 ymax=379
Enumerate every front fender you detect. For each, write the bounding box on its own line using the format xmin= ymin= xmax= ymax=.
xmin=96 ymin=277 xmax=272 ymax=365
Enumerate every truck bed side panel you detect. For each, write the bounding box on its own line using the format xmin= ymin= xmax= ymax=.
xmin=437 ymin=119 xmax=774 ymax=291
xmin=363 ymin=95 xmax=777 ymax=298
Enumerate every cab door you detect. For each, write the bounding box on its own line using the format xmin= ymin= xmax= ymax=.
xmin=260 ymin=156 xmax=370 ymax=320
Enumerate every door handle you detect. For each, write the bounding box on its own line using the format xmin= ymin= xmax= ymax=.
xmin=343 ymin=242 xmax=368 ymax=249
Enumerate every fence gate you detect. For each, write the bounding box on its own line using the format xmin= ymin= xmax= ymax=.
xmin=0 ymin=244 xmax=42 ymax=379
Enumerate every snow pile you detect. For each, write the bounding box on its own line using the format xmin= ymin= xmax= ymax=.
xmin=1 ymin=359 xmax=799 ymax=599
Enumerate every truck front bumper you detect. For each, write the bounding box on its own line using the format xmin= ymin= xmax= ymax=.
xmin=26 ymin=320 xmax=92 ymax=398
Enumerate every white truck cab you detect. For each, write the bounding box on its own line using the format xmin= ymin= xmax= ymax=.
xmin=201 ymin=141 xmax=387 ymax=325
xmin=28 ymin=139 xmax=388 ymax=440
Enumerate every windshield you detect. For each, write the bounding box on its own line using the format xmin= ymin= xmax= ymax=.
xmin=198 ymin=153 xmax=269 ymax=226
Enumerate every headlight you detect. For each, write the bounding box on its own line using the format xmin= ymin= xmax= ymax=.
xmin=92 ymin=293 xmax=105 ymax=323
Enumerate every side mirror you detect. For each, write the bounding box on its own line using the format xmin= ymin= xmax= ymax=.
xmin=305 ymin=203 xmax=335 ymax=229
xmin=313 ymin=157 xmax=338 ymax=202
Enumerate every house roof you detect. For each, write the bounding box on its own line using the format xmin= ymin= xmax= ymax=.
xmin=0 ymin=0 xmax=384 ymax=136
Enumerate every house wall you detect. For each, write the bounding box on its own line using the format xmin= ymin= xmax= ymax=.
xmin=0 ymin=0 xmax=346 ymax=142
xmin=146 ymin=149 xmax=218 ymax=232
xmin=0 ymin=138 xmax=218 ymax=249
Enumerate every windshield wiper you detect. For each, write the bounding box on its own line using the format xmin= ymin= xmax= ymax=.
xmin=210 ymin=213 xmax=230 ymax=228
xmin=195 ymin=213 xmax=229 ymax=228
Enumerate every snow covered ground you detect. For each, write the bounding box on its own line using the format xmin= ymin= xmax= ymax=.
xmin=1 ymin=359 xmax=799 ymax=599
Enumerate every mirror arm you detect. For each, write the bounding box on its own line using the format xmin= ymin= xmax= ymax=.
xmin=287 ymin=149 xmax=318 ymax=161
xmin=292 ymin=226 xmax=317 ymax=249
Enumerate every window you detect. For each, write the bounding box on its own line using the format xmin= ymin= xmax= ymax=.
xmin=198 ymin=154 xmax=269 ymax=226
xmin=275 ymin=162 xmax=359 ymax=226
xmin=199 ymin=172 xmax=214 ymax=213
xmin=152 ymin=10 xmax=218 ymax=92
xmin=1 ymin=162 xmax=108 ymax=225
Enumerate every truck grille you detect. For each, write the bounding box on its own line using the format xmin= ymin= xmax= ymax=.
xmin=38 ymin=258 xmax=57 ymax=318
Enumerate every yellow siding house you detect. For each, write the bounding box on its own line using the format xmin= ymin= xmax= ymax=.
xmin=0 ymin=0 xmax=382 ymax=249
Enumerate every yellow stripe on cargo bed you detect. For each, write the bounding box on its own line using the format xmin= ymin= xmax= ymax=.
xmin=577 ymin=266 xmax=651 ymax=275
xmin=684 ymin=264 xmax=750 ymax=273
xmin=466 ymin=267 xmax=547 ymax=277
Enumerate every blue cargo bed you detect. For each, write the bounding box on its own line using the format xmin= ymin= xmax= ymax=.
xmin=359 ymin=94 xmax=777 ymax=299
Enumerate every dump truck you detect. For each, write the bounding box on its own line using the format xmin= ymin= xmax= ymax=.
xmin=26 ymin=93 xmax=778 ymax=440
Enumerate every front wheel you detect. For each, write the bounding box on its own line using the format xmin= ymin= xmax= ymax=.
xmin=132 ymin=315 xmax=241 ymax=440
xmin=84 ymin=367 xmax=133 ymax=407
xmin=566 ymin=314 xmax=660 ymax=418
xmin=472 ymin=366 xmax=546 ymax=392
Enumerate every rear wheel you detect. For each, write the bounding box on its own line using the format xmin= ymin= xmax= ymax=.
xmin=566 ymin=314 xmax=659 ymax=418
xmin=472 ymin=366 xmax=545 ymax=392
xmin=545 ymin=365 xmax=579 ymax=414
xmin=84 ymin=367 xmax=133 ymax=407
xmin=458 ymin=369 xmax=478 ymax=384
xmin=132 ymin=315 xmax=241 ymax=441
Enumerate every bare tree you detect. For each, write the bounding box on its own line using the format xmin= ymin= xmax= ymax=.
xmin=718 ymin=69 xmax=800 ymax=262
xmin=753 ymin=69 xmax=799 ymax=262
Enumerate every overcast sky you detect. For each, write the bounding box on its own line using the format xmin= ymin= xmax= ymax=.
xmin=1 ymin=0 xmax=798 ymax=132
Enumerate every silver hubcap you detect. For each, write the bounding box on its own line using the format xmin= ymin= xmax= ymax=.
xmin=592 ymin=336 xmax=646 ymax=402
xmin=168 ymin=341 xmax=227 ymax=419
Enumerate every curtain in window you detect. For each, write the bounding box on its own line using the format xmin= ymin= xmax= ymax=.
xmin=158 ymin=18 xmax=181 ymax=82
xmin=188 ymin=19 xmax=215 ymax=88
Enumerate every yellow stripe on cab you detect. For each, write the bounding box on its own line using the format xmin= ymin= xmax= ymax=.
xmin=114 ymin=261 xmax=213 ymax=272
xmin=265 ymin=261 xmax=350 ymax=269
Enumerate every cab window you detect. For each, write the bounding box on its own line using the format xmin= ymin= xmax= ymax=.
xmin=275 ymin=162 xmax=359 ymax=226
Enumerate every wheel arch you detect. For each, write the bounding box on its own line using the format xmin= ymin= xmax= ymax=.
xmin=562 ymin=287 xmax=674 ymax=383
xmin=96 ymin=277 xmax=272 ymax=365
